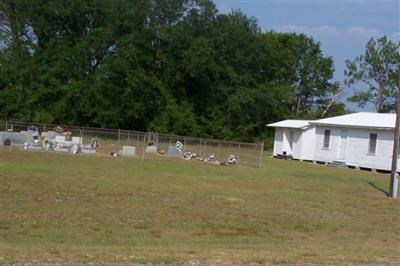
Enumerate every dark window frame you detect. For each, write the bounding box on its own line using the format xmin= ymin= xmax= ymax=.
xmin=323 ymin=129 xmax=331 ymax=149
xmin=368 ymin=133 xmax=378 ymax=155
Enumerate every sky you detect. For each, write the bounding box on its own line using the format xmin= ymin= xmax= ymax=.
xmin=213 ymin=0 xmax=400 ymax=111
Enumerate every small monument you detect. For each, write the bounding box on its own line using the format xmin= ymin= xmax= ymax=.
xmin=121 ymin=146 xmax=136 ymax=157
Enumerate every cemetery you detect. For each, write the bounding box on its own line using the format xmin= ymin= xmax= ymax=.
xmin=0 ymin=122 xmax=257 ymax=167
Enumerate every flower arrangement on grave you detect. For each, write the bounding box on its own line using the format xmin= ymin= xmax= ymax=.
xmin=23 ymin=142 xmax=30 ymax=150
xmin=64 ymin=131 xmax=72 ymax=141
xmin=27 ymin=125 xmax=38 ymax=132
xmin=71 ymin=143 xmax=80 ymax=154
xmin=226 ymin=155 xmax=237 ymax=166
xmin=56 ymin=143 xmax=68 ymax=149
xmin=176 ymin=141 xmax=183 ymax=153
xmin=91 ymin=137 xmax=99 ymax=148
xmin=82 ymin=144 xmax=92 ymax=151
xmin=54 ymin=126 xmax=63 ymax=134
xmin=43 ymin=138 xmax=54 ymax=151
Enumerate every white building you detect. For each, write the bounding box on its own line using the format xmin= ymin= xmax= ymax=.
xmin=267 ymin=112 xmax=399 ymax=171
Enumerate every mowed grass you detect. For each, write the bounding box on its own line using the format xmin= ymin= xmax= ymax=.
xmin=1 ymin=148 xmax=399 ymax=264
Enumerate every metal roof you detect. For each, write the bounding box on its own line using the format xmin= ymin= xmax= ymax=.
xmin=267 ymin=112 xmax=396 ymax=130
xmin=311 ymin=112 xmax=396 ymax=130
xmin=267 ymin=119 xmax=311 ymax=129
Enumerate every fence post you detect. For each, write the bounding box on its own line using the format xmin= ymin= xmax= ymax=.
xmin=117 ymin=129 xmax=121 ymax=147
xmin=204 ymin=140 xmax=207 ymax=158
xmin=259 ymin=142 xmax=264 ymax=168
xmin=200 ymin=139 xmax=203 ymax=157
xmin=218 ymin=140 xmax=221 ymax=160
xmin=142 ymin=134 xmax=146 ymax=160
xmin=5 ymin=120 xmax=8 ymax=131
xmin=82 ymin=128 xmax=85 ymax=145
xmin=127 ymin=132 xmax=130 ymax=145
xmin=10 ymin=124 xmax=13 ymax=152
xmin=183 ymin=136 xmax=187 ymax=152
xmin=238 ymin=143 xmax=241 ymax=164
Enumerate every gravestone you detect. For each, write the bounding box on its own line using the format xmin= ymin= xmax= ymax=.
xmin=7 ymin=132 xmax=27 ymax=145
xmin=71 ymin=144 xmax=80 ymax=154
xmin=167 ymin=146 xmax=182 ymax=157
xmin=82 ymin=149 xmax=96 ymax=155
xmin=0 ymin=132 xmax=10 ymax=144
xmin=55 ymin=136 xmax=66 ymax=143
xmin=54 ymin=145 xmax=69 ymax=153
xmin=26 ymin=130 xmax=39 ymax=143
xmin=145 ymin=145 xmax=157 ymax=153
xmin=121 ymin=146 xmax=136 ymax=157
xmin=24 ymin=144 xmax=42 ymax=151
xmin=42 ymin=131 xmax=57 ymax=140
xmin=82 ymin=145 xmax=96 ymax=154
xmin=72 ymin=137 xmax=82 ymax=144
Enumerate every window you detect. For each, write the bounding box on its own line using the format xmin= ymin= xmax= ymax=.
xmin=369 ymin=133 xmax=377 ymax=155
xmin=323 ymin=129 xmax=331 ymax=149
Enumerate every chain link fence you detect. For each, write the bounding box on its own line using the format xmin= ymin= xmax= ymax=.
xmin=0 ymin=121 xmax=264 ymax=168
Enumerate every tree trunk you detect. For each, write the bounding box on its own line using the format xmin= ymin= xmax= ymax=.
xmin=295 ymin=96 xmax=301 ymax=118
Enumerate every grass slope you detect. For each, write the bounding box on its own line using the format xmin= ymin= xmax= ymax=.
xmin=1 ymin=149 xmax=399 ymax=264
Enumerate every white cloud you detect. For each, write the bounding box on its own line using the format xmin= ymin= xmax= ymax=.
xmin=216 ymin=3 xmax=232 ymax=14
xmin=344 ymin=27 xmax=380 ymax=38
xmin=274 ymin=25 xmax=381 ymax=40
xmin=275 ymin=25 xmax=339 ymax=37
xmin=393 ymin=32 xmax=400 ymax=41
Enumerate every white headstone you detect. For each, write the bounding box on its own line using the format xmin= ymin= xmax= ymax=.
xmin=145 ymin=145 xmax=157 ymax=153
xmin=55 ymin=136 xmax=66 ymax=143
xmin=42 ymin=131 xmax=57 ymax=139
xmin=72 ymin=137 xmax=82 ymax=144
xmin=121 ymin=146 xmax=136 ymax=156
xmin=167 ymin=146 xmax=182 ymax=157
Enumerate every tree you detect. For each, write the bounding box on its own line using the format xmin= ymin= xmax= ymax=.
xmin=288 ymin=34 xmax=340 ymax=118
xmin=345 ymin=36 xmax=400 ymax=113
xmin=0 ymin=0 xmax=339 ymax=142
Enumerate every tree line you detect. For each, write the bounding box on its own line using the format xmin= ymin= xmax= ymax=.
xmin=0 ymin=0 xmax=398 ymax=144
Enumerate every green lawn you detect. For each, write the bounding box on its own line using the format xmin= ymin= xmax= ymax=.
xmin=1 ymin=148 xmax=399 ymax=264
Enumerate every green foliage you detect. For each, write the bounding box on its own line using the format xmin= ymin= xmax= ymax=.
xmin=345 ymin=36 xmax=400 ymax=113
xmin=149 ymin=99 xmax=201 ymax=136
xmin=0 ymin=0 xmax=339 ymax=141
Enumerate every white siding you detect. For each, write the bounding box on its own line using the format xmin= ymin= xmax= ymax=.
xmin=300 ymin=125 xmax=316 ymax=161
xmin=314 ymin=127 xmax=342 ymax=162
xmin=313 ymin=126 xmax=399 ymax=171
xmin=291 ymin=129 xmax=302 ymax=159
xmin=273 ymin=128 xmax=284 ymax=156
xmin=273 ymin=128 xmax=304 ymax=160
xmin=346 ymin=128 xmax=399 ymax=171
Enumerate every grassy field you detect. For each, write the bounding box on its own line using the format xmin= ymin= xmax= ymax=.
xmin=1 ymin=148 xmax=399 ymax=264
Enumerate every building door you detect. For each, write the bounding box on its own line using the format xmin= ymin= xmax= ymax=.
xmin=337 ymin=129 xmax=348 ymax=160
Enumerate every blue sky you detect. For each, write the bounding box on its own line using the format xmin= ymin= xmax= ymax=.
xmin=213 ymin=0 xmax=400 ymax=111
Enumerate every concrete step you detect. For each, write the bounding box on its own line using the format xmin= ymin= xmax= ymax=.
xmin=327 ymin=161 xmax=347 ymax=168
